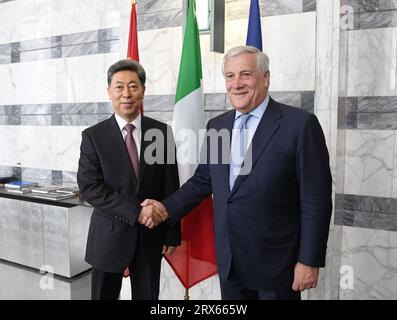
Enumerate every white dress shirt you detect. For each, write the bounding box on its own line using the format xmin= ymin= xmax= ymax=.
xmin=114 ymin=112 xmax=142 ymax=159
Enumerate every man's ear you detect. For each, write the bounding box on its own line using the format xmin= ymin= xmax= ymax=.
xmin=264 ymin=71 xmax=270 ymax=88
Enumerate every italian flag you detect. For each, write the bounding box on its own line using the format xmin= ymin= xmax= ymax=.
xmin=165 ymin=0 xmax=217 ymax=290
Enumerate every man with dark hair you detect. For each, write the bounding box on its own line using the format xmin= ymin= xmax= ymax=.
xmin=77 ymin=59 xmax=180 ymax=300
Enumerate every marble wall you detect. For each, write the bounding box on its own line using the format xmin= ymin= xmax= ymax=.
xmin=0 ymin=0 xmax=320 ymax=300
xmin=3 ymin=0 xmax=394 ymax=301
xmin=336 ymin=0 xmax=397 ymax=300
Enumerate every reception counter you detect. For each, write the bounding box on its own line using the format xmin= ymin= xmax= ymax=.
xmin=0 ymin=189 xmax=92 ymax=278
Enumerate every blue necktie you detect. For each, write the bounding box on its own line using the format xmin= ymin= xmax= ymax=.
xmin=229 ymin=113 xmax=252 ymax=190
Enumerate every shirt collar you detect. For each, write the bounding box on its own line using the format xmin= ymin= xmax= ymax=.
xmin=234 ymin=95 xmax=270 ymax=120
xmin=115 ymin=112 xmax=142 ymax=133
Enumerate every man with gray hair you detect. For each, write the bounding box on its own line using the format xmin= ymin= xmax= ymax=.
xmin=141 ymin=46 xmax=332 ymax=300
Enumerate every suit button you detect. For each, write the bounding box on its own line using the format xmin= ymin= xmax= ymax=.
xmin=227 ymin=199 xmax=233 ymax=204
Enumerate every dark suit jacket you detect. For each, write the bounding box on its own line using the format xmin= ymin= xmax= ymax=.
xmin=77 ymin=114 xmax=180 ymax=273
xmin=164 ymin=97 xmax=332 ymax=290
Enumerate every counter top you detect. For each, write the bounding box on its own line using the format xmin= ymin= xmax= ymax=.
xmin=0 ymin=188 xmax=92 ymax=208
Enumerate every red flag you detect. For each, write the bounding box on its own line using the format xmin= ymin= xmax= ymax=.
xmin=166 ymin=199 xmax=217 ymax=289
xmin=127 ymin=1 xmax=139 ymax=61
xmin=126 ymin=0 xmax=143 ymax=115
xmin=165 ymin=0 xmax=217 ymax=290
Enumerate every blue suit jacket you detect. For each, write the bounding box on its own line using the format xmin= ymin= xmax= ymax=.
xmin=164 ymin=97 xmax=332 ymax=290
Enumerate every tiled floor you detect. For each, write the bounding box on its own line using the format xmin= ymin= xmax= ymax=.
xmin=0 ymin=259 xmax=91 ymax=300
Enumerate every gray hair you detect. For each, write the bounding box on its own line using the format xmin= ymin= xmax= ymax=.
xmin=222 ymin=45 xmax=269 ymax=76
xmin=107 ymin=59 xmax=146 ymax=86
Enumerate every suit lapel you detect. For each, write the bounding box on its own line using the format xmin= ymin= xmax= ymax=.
xmin=219 ymin=110 xmax=235 ymax=190
xmin=229 ymin=98 xmax=282 ymax=197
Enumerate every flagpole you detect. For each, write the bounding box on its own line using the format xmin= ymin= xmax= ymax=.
xmin=184 ymin=235 xmax=190 ymax=300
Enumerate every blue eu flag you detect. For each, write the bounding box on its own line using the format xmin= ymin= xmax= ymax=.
xmin=246 ymin=0 xmax=263 ymax=50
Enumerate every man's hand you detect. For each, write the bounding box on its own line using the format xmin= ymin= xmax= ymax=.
xmin=137 ymin=204 xmax=161 ymax=229
xmin=141 ymin=199 xmax=168 ymax=222
xmin=137 ymin=199 xmax=169 ymax=229
xmin=292 ymin=262 xmax=319 ymax=291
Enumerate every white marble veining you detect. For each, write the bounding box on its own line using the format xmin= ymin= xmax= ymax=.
xmin=10 ymin=125 xmax=85 ymax=171
xmin=214 ymin=13 xmax=316 ymax=93
xmin=344 ymin=130 xmax=394 ymax=198
xmin=340 ymin=226 xmax=397 ymax=300
xmin=336 ymin=128 xmax=347 ymax=194
xmin=263 ymin=12 xmax=316 ymax=92
xmin=139 ymin=27 xmax=177 ymax=96
xmin=307 ymin=2 xmax=340 ymax=300
xmin=56 ymin=53 xmax=117 ymax=104
xmin=13 ymin=0 xmax=120 ymax=43
xmin=0 ymin=1 xmax=16 ymax=45
xmin=316 ymin=110 xmax=338 ymax=188
xmin=338 ymin=31 xmax=348 ymax=97
xmin=315 ymin=0 xmax=339 ymax=112
xmin=18 ymin=126 xmax=57 ymax=170
xmin=0 ymin=52 xmax=119 ymax=105
xmin=0 ymin=125 xmax=18 ymax=166
xmin=347 ymin=28 xmax=397 ymax=97
xmin=0 ymin=64 xmax=17 ymax=105
xmin=392 ymin=131 xmax=397 ymax=198
xmin=200 ymin=33 xmax=216 ymax=94
xmin=56 ymin=126 xmax=86 ymax=172
xmin=14 ymin=60 xmax=57 ymax=105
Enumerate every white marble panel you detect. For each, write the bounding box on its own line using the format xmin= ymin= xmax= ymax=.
xmin=200 ymin=34 xmax=216 ymax=94
xmin=0 ymin=64 xmax=17 ymax=105
xmin=336 ymin=129 xmax=347 ymax=194
xmin=338 ymin=31 xmax=348 ymax=97
xmin=56 ymin=126 xmax=86 ymax=172
xmin=14 ymin=60 xmax=57 ymax=105
xmin=392 ymin=131 xmax=397 ymax=198
xmin=171 ymin=26 xmax=183 ymax=94
xmin=347 ymin=28 xmax=397 ymax=97
xmin=263 ymin=12 xmax=316 ymax=92
xmin=315 ymin=0 xmax=340 ymax=112
xmin=0 ymin=1 xmax=16 ymax=45
xmin=12 ymin=0 xmax=120 ymax=43
xmin=14 ymin=0 xmax=53 ymax=43
xmin=215 ymin=13 xmax=316 ymax=93
xmin=56 ymin=53 xmax=118 ymax=104
xmin=18 ymin=126 xmax=57 ymax=170
xmin=139 ymin=28 xmax=175 ymax=96
xmin=316 ymin=110 xmax=338 ymax=192
xmin=0 ymin=125 xmax=18 ymax=166
xmin=340 ymin=226 xmax=397 ymax=300
xmin=344 ymin=130 xmax=394 ymax=198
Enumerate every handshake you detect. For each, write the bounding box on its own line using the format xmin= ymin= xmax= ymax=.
xmin=137 ymin=199 xmax=169 ymax=229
